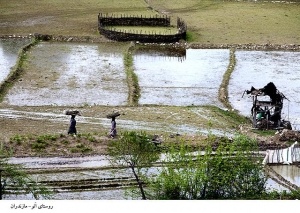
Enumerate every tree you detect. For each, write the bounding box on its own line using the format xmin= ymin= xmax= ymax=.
xmin=107 ymin=131 xmax=160 ymax=200
xmin=0 ymin=150 xmax=52 ymax=200
xmin=148 ymin=134 xmax=268 ymax=199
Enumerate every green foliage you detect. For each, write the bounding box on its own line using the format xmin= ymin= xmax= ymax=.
xmin=268 ymin=189 xmax=300 ymax=200
xmin=0 ymin=150 xmax=52 ymax=200
xmin=30 ymin=134 xmax=59 ymax=151
xmin=37 ymin=134 xmax=59 ymax=142
xmin=108 ymin=131 xmax=159 ymax=167
xmin=10 ymin=135 xmax=27 ymax=145
xmin=124 ymin=46 xmax=140 ymax=106
xmin=205 ymin=105 xmax=250 ymax=126
xmin=61 ymin=140 xmax=69 ymax=145
xmin=107 ymin=131 xmax=160 ymax=199
xmin=85 ymin=134 xmax=97 ymax=143
xmin=70 ymin=143 xmax=92 ymax=154
xmin=77 ymin=133 xmax=97 ymax=142
xmin=148 ymin=134 xmax=267 ymax=199
xmin=185 ymin=31 xmax=195 ymax=42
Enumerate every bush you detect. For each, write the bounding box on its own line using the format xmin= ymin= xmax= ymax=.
xmin=148 ymin=134 xmax=267 ymax=199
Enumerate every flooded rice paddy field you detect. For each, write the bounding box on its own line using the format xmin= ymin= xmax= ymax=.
xmin=3 ymin=41 xmax=128 ymax=106
xmin=134 ymin=49 xmax=229 ymax=107
xmin=1 ymin=39 xmax=300 ymax=199
xmin=0 ymin=38 xmax=31 ymax=84
xmin=1 ymin=39 xmax=299 ymax=135
xmin=1 ymin=39 xmax=299 ymax=110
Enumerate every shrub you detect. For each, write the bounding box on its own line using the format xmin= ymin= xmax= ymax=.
xmin=148 ymin=134 xmax=267 ymax=199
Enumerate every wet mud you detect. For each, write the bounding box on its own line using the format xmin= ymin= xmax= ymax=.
xmin=1 ymin=39 xmax=300 ymax=199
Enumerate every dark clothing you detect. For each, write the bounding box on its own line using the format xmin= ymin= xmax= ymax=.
xmin=110 ymin=120 xmax=117 ymax=138
xmin=68 ymin=117 xmax=77 ymax=135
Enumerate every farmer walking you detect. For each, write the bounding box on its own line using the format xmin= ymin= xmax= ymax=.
xmin=107 ymin=111 xmax=120 ymax=139
xmin=110 ymin=117 xmax=117 ymax=138
xmin=65 ymin=110 xmax=81 ymax=135
xmin=68 ymin=115 xmax=77 ymax=135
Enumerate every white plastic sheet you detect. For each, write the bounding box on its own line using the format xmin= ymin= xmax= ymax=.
xmin=262 ymin=142 xmax=300 ymax=165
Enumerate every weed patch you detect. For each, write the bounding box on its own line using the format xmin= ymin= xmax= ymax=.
xmin=70 ymin=143 xmax=92 ymax=154
xmin=10 ymin=135 xmax=27 ymax=145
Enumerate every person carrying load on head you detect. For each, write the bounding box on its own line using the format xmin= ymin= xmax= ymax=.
xmin=65 ymin=110 xmax=81 ymax=135
xmin=68 ymin=114 xmax=77 ymax=135
xmin=107 ymin=112 xmax=120 ymax=139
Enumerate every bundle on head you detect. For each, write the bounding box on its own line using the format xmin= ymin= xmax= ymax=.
xmin=64 ymin=110 xmax=81 ymax=116
xmin=106 ymin=112 xmax=120 ymax=119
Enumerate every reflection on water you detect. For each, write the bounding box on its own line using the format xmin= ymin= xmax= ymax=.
xmin=266 ymin=165 xmax=300 ymax=192
xmin=134 ymin=49 xmax=230 ymax=106
xmin=1 ymin=39 xmax=299 ymax=112
xmin=272 ymin=165 xmax=300 ymax=185
xmin=135 ymin=44 xmax=186 ymax=62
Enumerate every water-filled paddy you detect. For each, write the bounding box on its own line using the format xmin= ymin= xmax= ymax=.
xmin=3 ymin=42 xmax=128 ymax=106
xmin=134 ymin=49 xmax=229 ymax=106
xmin=1 ymin=40 xmax=299 ymax=113
xmin=0 ymin=38 xmax=31 ymax=84
xmin=1 ymin=40 xmax=300 ymax=199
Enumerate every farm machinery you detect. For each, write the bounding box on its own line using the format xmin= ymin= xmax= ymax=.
xmin=243 ymin=82 xmax=292 ymax=130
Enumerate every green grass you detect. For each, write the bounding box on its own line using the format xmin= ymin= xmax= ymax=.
xmin=10 ymin=135 xmax=27 ymax=145
xmin=0 ymin=39 xmax=38 ymax=102
xmin=218 ymin=48 xmax=236 ymax=110
xmin=77 ymin=133 xmax=98 ymax=143
xmin=251 ymin=129 xmax=277 ymax=136
xmin=204 ymin=105 xmax=250 ymax=128
xmin=124 ymin=45 xmax=141 ymax=106
xmin=70 ymin=143 xmax=92 ymax=154
xmin=0 ymin=0 xmax=299 ymax=44
xmin=146 ymin=0 xmax=300 ymax=44
xmin=0 ymin=0 xmax=154 ymax=37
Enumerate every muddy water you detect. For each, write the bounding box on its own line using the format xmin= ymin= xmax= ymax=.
xmin=266 ymin=165 xmax=300 ymax=192
xmin=3 ymin=42 xmax=128 ymax=106
xmin=134 ymin=49 xmax=229 ymax=106
xmin=1 ymin=41 xmax=300 ymax=199
xmin=228 ymin=50 xmax=300 ymax=130
xmin=0 ymin=38 xmax=32 ymax=84
xmin=2 ymin=40 xmax=299 ymax=112
xmin=5 ymin=155 xmax=300 ymax=200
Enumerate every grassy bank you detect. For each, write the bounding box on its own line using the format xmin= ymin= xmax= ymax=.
xmin=0 ymin=38 xmax=38 ymax=102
